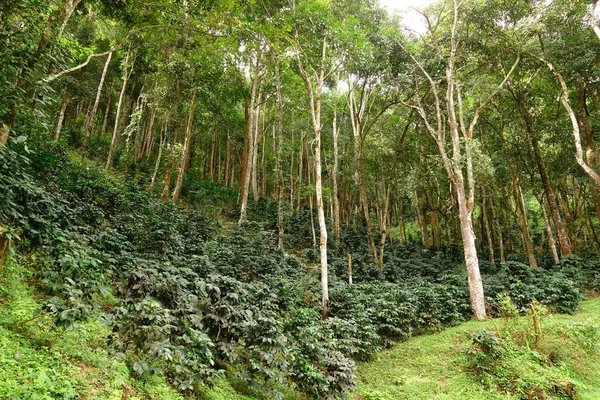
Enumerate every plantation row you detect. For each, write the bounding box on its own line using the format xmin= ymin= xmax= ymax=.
xmin=1 ymin=138 xmax=598 ymax=398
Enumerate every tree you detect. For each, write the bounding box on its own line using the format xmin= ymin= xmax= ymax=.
xmin=400 ymin=0 xmax=519 ymax=320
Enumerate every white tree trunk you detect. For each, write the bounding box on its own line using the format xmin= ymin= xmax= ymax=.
xmin=82 ymin=50 xmax=112 ymax=147
xmin=106 ymin=51 xmax=131 ymax=170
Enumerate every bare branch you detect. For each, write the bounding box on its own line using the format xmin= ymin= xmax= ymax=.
xmin=43 ymin=50 xmax=112 ymax=83
xmin=467 ymin=53 xmax=520 ymax=133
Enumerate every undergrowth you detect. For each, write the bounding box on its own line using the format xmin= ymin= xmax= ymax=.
xmin=1 ymin=137 xmax=599 ymax=399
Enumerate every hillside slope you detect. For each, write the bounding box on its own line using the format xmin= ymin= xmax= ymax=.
xmin=355 ymin=297 xmax=600 ymax=400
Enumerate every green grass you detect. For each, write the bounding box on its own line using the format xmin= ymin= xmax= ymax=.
xmin=354 ymin=297 xmax=600 ymax=400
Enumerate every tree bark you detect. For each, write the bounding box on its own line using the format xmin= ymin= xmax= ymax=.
xmin=540 ymin=58 xmax=600 ymax=188
xmin=295 ymin=34 xmax=329 ymax=318
xmin=332 ymin=110 xmax=341 ymax=246
xmin=53 ymin=95 xmax=69 ymax=141
xmin=150 ymin=122 xmax=166 ymax=189
xmin=239 ymin=75 xmax=258 ymax=222
xmin=106 ymin=51 xmax=132 ymax=170
xmin=82 ymin=50 xmax=112 ymax=148
xmin=161 ymin=125 xmax=179 ymax=201
xmin=172 ymin=91 xmax=196 ymax=204
xmin=531 ymin=137 xmax=571 ymax=255
xmin=275 ymin=62 xmax=285 ymax=249
xmin=482 ymin=190 xmax=495 ymax=263
xmin=512 ymin=174 xmax=538 ymax=268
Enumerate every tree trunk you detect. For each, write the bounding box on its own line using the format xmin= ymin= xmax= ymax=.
xmin=142 ymin=104 xmax=157 ymax=160
xmin=332 ymin=110 xmax=341 ymax=246
xmin=427 ymin=189 xmax=440 ymax=248
xmin=209 ymin=123 xmax=217 ymax=182
xmin=347 ymin=253 xmax=353 ymax=285
xmin=531 ymin=137 xmax=571 ymax=256
xmin=512 ymin=175 xmax=537 ymax=268
xmin=295 ymin=34 xmax=329 ymax=317
xmin=150 ymin=122 xmax=166 ymax=189
xmin=490 ymin=197 xmax=505 ymax=263
xmin=275 ymin=62 xmax=285 ymax=249
xmin=239 ymin=76 xmax=258 ymax=222
xmin=106 ymin=51 xmax=131 ymax=170
xmin=82 ymin=50 xmax=112 ymax=148
xmin=101 ymin=91 xmax=111 ymax=136
xmin=482 ymin=190 xmax=495 ymax=263
xmin=378 ymin=185 xmax=391 ymax=267
xmin=415 ymin=190 xmax=430 ymax=247
xmin=454 ymin=172 xmax=486 ymax=320
xmin=541 ymin=59 xmax=600 ymax=188
xmin=161 ymin=125 xmax=179 ymax=201
xmin=172 ymin=91 xmax=196 ymax=204
xmin=53 ymin=96 xmax=69 ymax=141
xmin=251 ymin=85 xmax=262 ymax=201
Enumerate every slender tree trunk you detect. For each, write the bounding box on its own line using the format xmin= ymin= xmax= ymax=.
xmin=347 ymin=253 xmax=353 ymax=285
xmin=239 ymin=76 xmax=258 ymax=222
xmin=172 ymin=91 xmax=196 ymax=204
xmin=482 ymin=190 xmax=495 ymax=263
xmin=225 ymin=132 xmax=231 ymax=187
xmin=295 ymin=34 xmax=329 ymax=317
xmin=82 ymin=50 xmax=112 ymax=148
xmin=309 ymin=187 xmax=317 ymax=248
xmin=399 ymin=200 xmax=406 ymax=244
xmin=512 ymin=175 xmax=537 ymax=268
xmin=150 ymin=123 xmax=166 ymax=189
xmin=297 ymin=133 xmax=305 ymax=210
xmin=490 ymin=197 xmax=505 ymax=263
xmin=289 ymin=121 xmax=295 ymax=208
xmin=332 ymin=110 xmax=341 ymax=246
xmin=415 ymin=190 xmax=430 ymax=247
xmin=251 ymin=85 xmax=262 ymax=201
xmin=559 ymin=182 xmax=576 ymax=250
xmin=106 ymin=51 xmax=131 ymax=170
xmin=275 ymin=62 xmax=285 ymax=249
xmin=101 ymin=91 xmax=111 ymax=136
xmin=378 ymin=185 xmax=391 ymax=267
xmin=359 ymin=162 xmax=379 ymax=265
xmin=427 ymin=189 xmax=440 ymax=248
xmin=531 ymin=137 xmax=571 ymax=255
xmin=209 ymin=124 xmax=217 ymax=182
xmin=54 ymin=96 xmax=69 ymax=141
xmin=161 ymin=125 xmax=179 ymax=201
xmin=142 ymin=104 xmax=157 ymax=160
xmin=541 ymin=59 xmax=600 ymax=188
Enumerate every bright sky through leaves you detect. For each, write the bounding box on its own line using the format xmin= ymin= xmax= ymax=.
xmin=378 ymin=0 xmax=436 ymax=33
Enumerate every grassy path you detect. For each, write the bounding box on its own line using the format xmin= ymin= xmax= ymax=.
xmin=354 ymin=297 xmax=600 ymax=400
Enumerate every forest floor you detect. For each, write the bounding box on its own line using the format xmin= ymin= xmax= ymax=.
xmin=354 ymin=296 xmax=600 ymax=400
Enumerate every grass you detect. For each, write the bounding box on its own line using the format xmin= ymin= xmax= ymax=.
xmin=354 ymin=297 xmax=600 ymax=400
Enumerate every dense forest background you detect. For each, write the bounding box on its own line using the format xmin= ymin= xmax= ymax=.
xmin=2 ymin=0 xmax=600 ymax=399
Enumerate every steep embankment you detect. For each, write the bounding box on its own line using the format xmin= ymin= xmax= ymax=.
xmin=355 ymin=297 xmax=600 ymax=400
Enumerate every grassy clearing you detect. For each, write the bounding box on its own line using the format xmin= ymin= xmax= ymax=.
xmin=355 ymin=297 xmax=600 ymax=400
